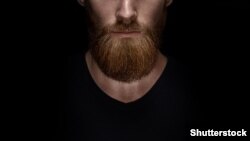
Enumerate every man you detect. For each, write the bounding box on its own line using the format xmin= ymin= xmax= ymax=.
xmin=65 ymin=0 xmax=193 ymax=140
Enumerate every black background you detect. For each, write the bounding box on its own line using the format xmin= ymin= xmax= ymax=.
xmin=5 ymin=0 xmax=249 ymax=140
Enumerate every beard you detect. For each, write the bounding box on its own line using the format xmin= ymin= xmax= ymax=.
xmin=89 ymin=22 xmax=160 ymax=82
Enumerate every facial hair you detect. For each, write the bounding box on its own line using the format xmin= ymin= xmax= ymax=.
xmin=89 ymin=22 xmax=160 ymax=82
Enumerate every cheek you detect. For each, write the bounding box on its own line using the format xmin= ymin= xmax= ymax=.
xmin=88 ymin=0 xmax=117 ymax=27
xmin=137 ymin=1 xmax=166 ymax=27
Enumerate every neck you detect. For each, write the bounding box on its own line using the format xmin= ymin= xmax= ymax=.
xmin=85 ymin=50 xmax=167 ymax=103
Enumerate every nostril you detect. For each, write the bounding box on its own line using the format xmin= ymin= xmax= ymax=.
xmin=116 ymin=9 xmax=137 ymax=24
xmin=116 ymin=12 xmax=137 ymax=24
xmin=116 ymin=0 xmax=137 ymax=23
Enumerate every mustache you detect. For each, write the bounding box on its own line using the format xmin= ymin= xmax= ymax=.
xmin=89 ymin=21 xmax=160 ymax=48
xmin=103 ymin=22 xmax=144 ymax=34
xmin=91 ymin=22 xmax=158 ymax=42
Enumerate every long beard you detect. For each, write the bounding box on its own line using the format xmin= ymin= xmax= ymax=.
xmin=89 ymin=22 xmax=160 ymax=82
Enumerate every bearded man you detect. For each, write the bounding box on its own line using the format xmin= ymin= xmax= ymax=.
xmin=65 ymin=0 xmax=193 ymax=140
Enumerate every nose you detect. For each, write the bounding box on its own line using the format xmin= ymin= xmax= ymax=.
xmin=116 ymin=0 xmax=137 ymax=24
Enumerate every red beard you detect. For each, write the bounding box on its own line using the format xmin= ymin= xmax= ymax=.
xmin=89 ymin=22 xmax=160 ymax=82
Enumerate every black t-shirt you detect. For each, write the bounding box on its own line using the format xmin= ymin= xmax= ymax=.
xmin=64 ymin=52 xmax=193 ymax=141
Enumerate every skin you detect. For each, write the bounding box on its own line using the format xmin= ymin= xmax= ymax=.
xmin=80 ymin=0 xmax=172 ymax=35
xmin=78 ymin=0 xmax=173 ymax=103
